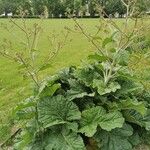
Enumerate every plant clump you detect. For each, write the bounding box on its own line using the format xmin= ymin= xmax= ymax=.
xmin=12 ymin=47 xmax=150 ymax=149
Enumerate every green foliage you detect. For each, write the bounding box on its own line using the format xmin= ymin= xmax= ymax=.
xmin=12 ymin=48 xmax=150 ymax=149
xmin=38 ymin=95 xmax=81 ymax=128
xmin=93 ymin=80 xmax=121 ymax=95
xmin=108 ymin=98 xmax=147 ymax=116
xmin=79 ymin=106 xmax=124 ymax=137
xmin=94 ymin=123 xmax=133 ymax=150
xmin=0 ymin=0 xmax=149 ymax=17
xmin=43 ymin=126 xmax=86 ymax=150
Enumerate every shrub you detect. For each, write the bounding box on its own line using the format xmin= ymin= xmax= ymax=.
xmin=12 ymin=47 xmax=150 ymax=149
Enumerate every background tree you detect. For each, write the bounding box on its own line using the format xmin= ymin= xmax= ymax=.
xmin=105 ymin=0 xmax=126 ymax=16
xmin=47 ymin=0 xmax=63 ymax=17
xmin=0 ymin=0 xmax=3 ymax=14
xmin=0 ymin=0 xmax=149 ymax=17
xmin=0 ymin=0 xmax=13 ymax=16
xmin=74 ymin=0 xmax=82 ymax=15
xmin=136 ymin=0 xmax=150 ymax=12
xmin=32 ymin=0 xmax=48 ymax=16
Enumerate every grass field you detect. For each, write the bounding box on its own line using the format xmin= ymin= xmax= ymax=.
xmin=0 ymin=18 xmax=149 ymax=143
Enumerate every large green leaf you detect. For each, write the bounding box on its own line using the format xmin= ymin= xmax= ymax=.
xmin=123 ymin=110 xmax=143 ymax=126
xmin=38 ymin=76 xmax=60 ymax=98
xmin=45 ymin=127 xmax=86 ymax=150
xmin=93 ymin=79 xmax=121 ymax=95
xmin=67 ymin=79 xmax=94 ymax=101
xmin=38 ymin=95 xmax=81 ymax=128
xmin=128 ymin=132 xmax=141 ymax=146
xmin=141 ymin=130 xmax=150 ymax=145
xmin=27 ymin=127 xmax=80 ymax=150
xmin=79 ymin=106 xmax=124 ymax=137
xmin=94 ymin=123 xmax=133 ymax=150
xmin=79 ymin=106 xmax=106 ymax=137
xmin=108 ymin=98 xmax=147 ymax=116
xmin=99 ymin=111 xmax=125 ymax=131
xmin=116 ymin=75 xmax=144 ymax=95
xmin=123 ymin=109 xmax=150 ymax=130
xmin=39 ymin=83 xmax=60 ymax=98
xmin=74 ymin=66 xmax=102 ymax=87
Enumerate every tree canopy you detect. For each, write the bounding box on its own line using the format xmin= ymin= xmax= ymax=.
xmin=0 ymin=0 xmax=149 ymax=17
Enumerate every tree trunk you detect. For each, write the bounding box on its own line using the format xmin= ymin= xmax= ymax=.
xmin=4 ymin=9 xmax=8 ymax=17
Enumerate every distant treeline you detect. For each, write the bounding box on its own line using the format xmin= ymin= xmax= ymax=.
xmin=0 ymin=0 xmax=149 ymax=18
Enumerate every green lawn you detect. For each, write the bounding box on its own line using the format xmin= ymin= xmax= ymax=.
xmin=0 ymin=18 xmax=149 ymax=143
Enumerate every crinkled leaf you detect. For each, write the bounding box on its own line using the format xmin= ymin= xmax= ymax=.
xmin=112 ymin=123 xmax=133 ymax=137
xmin=94 ymin=123 xmax=133 ymax=150
xmin=38 ymin=95 xmax=81 ymax=128
xmin=26 ymin=126 xmax=85 ymax=150
xmin=116 ymin=77 xmax=144 ymax=95
xmin=67 ymin=79 xmax=94 ymax=101
xmin=93 ymin=79 xmax=121 ymax=95
xmin=45 ymin=127 xmax=86 ymax=150
xmin=40 ymin=75 xmax=59 ymax=87
xmin=123 ymin=109 xmax=150 ymax=130
xmin=79 ymin=106 xmax=124 ymax=137
xmin=67 ymin=90 xmax=94 ymax=101
xmin=141 ymin=130 xmax=150 ymax=145
xmin=123 ymin=110 xmax=143 ymax=126
xmin=128 ymin=132 xmax=141 ymax=146
xmin=108 ymin=98 xmax=147 ymax=116
xmin=38 ymin=78 xmax=60 ymax=98
xmin=79 ymin=106 xmax=106 ymax=137
xmin=74 ymin=66 xmax=101 ymax=86
xmin=99 ymin=111 xmax=125 ymax=131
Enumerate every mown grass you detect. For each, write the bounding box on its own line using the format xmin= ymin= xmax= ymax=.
xmin=0 ymin=18 xmax=149 ymax=143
